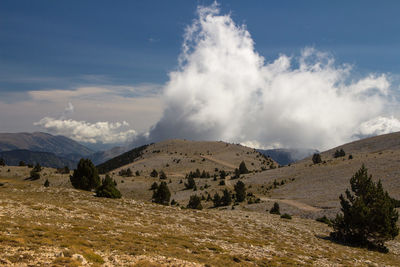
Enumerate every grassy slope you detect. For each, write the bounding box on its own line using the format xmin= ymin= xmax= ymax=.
xmin=1 ymin=172 xmax=400 ymax=266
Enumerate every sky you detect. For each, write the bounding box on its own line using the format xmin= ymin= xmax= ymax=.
xmin=1 ymin=1 xmax=400 ymax=150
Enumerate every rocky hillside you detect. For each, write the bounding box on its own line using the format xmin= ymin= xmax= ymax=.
xmin=0 ymin=168 xmax=399 ymax=266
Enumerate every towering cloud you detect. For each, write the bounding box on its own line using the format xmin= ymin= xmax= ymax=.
xmin=147 ymin=3 xmax=400 ymax=150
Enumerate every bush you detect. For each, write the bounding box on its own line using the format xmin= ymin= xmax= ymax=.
xmin=270 ymin=202 xmax=280 ymax=215
xmin=312 ymin=153 xmax=322 ymax=164
xmin=70 ymin=158 xmax=100 ymax=191
xmin=95 ymin=175 xmax=122 ymax=198
xmin=234 ymin=181 xmax=246 ymax=202
xmin=281 ymin=213 xmax=292 ymax=219
xmin=330 ymin=165 xmax=399 ymax=251
xmin=187 ymin=195 xmax=203 ymax=210
xmin=152 ymin=181 xmax=171 ymax=205
xmin=44 ymin=179 xmax=50 ymax=187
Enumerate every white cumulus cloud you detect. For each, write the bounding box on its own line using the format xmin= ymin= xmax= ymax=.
xmin=34 ymin=117 xmax=137 ymax=144
xmin=146 ymin=3 xmax=400 ymax=150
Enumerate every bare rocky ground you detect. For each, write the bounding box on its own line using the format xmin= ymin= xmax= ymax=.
xmin=1 ymin=173 xmax=400 ymax=266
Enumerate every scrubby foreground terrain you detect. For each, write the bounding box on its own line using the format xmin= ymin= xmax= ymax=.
xmin=1 ymin=174 xmax=400 ymax=266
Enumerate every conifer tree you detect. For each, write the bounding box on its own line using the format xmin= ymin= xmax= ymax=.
xmin=234 ymin=180 xmax=246 ymax=202
xmin=70 ymin=158 xmax=100 ymax=191
xmin=331 ymin=165 xmax=399 ymax=251
xmin=152 ymin=181 xmax=171 ymax=205
xmin=96 ymin=175 xmax=122 ymax=199
xmin=187 ymin=195 xmax=203 ymax=210
xmin=239 ymin=161 xmax=249 ymax=174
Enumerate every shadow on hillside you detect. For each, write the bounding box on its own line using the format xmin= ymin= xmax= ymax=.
xmin=315 ymin=234 xmax=389 ymax=253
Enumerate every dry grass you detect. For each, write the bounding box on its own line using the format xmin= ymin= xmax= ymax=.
xmin=1 ymin=173 xmax=400 ymax=266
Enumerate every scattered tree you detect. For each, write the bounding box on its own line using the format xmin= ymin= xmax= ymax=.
xmin=185 ymin=176 xmax=196 ymax=190
xmin=70 ymin=158 xmax=100 ymax=191
xmin=150 ymin=169 xmax=158 ymax=178
xmin=334 ymin=149 xmax=346 ymax=158
xmin=150 ymin=182 xmax=159 ymax=191
xmin=234 ymin=181 xmax=246 ymax=202
xmin=187 ymin=195 xmax=203 ymax=210
xmin=270 ymin=202 xmax=280 ymax=215
xmin=221 ymin=189 xmax=232 ymax=206
xmin=330 ymin=165 xmax=399 ymax=251
xmin=159 ymin=170 xmax=167 ymax=180
xmin=312 ymin=153 xmax=322 ymax=164
xmin=239 ymin=161 xmax=249 ymax=174
xmin=213 ymin=192 xmax=222 ymax=207
xmin=96 ymin=174 xmax=122 ymax=198
xmin=152 ymin=181 xmax=171 ymax=205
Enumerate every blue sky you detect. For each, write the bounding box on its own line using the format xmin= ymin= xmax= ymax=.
xmin=2 ymin=0 xmax=400 ymax=92
xmin=1 ymin=1 xmax=400 ymax=149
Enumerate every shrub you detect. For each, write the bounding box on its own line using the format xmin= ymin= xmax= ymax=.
xmin=239 ymin=161 xmax=249 ymax=174
xmin=187 ymin=195 xmax=203 ymax=210
xmin=95 ymin=175 xmax=122 ymax=199
xmin=44 ymin=179 xmax=50 ymax=187
xmin=152 ymin=181 xmax=171 ymax=205
xmin=234 ymin=181 xmax=246 ymax=202
xmin=281 ymin=213 xmax=292 ymax=219
xmin=330 ymin=165 xmax=399 ymax=251
xmin=150 ymin=169 xmax=158 ymax=178
xmin=135 ymin=170 xmax=140 ymax=176
xmin=312 ymin=153 xmax=322 ymax=164
xmin=270 ymin=202 xmax=280 ymax=215
xmin=70 ymin=158 xmax=100 ymax=191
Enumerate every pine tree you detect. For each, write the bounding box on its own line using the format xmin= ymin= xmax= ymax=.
xmin=239 ymin=161 xmax=249 ymax=174
xmin=270 ymin=202 xmax=280 ymax=215
xmin=185 ymin=176 xmax=196 ymax=190
xmin=152 ymin=181 xmax=171 ymax=205
xmin=221 ymin=189 xmax=232 ymax=206
xmin=150 ymin=169 xmax=158 ymax=178
xmin=234 ymin=181 xmax=246 ymax=202
xmin=159 ymin=170 xmax=167 ymax=180
xmin=187 ymin=195 xmax=203 ymax=210
xmin=70 ymin=158 xmax=100 ymax=191
xmin=331 ymin=165 xmax=399 ymax=251
xmin=213 ymin=192 xmax=222 ymax=207
xmin=150 ymin=182 xmax=159 ymax=191
xmin=312 ymin=153 xmax=322 ymax=164
xmin=96 ymin=174 xmax=122 ymax=198
xmin=44 ymin=179 xmax=50 ymax=187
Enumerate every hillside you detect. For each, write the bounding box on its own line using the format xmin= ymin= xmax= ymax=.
xmin=0 ymin=132 xmax=94 ymax=161
xmin=240 ymin=131 xmax=400 ymax=219
xmin=0 ymin=169 xmax=399 ymax=266
xmin=0 ymin=150 xmax=76 ymax=169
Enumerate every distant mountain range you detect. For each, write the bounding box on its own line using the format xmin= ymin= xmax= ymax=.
xmin=0 ymin=149 xmax=76 ymax=169
xmin=0 ymin=132 xmax=94 ymax=168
